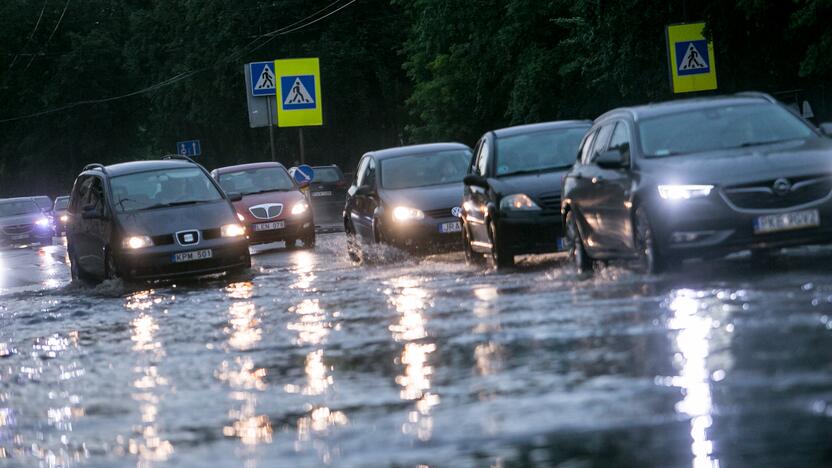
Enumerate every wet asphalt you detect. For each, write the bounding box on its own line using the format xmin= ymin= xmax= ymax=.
xmin=0 ymin=234 xmax=831 ymax=467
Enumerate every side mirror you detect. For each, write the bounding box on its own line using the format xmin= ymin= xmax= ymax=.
xmin=819 ymin=123 xmax=832 ymax=137
xmin=227 ymin=192 xmax=243 ymax=202
xmin=464 ymin=174 xmax=488 ymax=188
xmin=595 ymin=150 xmax=626 ymax=169
xmin=354 ymin=185 xmax=374 ymax=196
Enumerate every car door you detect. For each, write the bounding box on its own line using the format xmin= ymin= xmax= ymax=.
xmin=84 ymin=176 xmax=109 ymax=278
xmin=348 ymin=156 xmax=370 ymax=238
xmin=465 ymin=137 xmax=492 ymax=247
xmin=569 ymin=123 xmax=613 ymax=249
xmin=592 ymin=120 xmax=636 ymax=252
xmin=351 ymin=156 xmax=378 ymax=241
xmin=70 ymin=176 xmax=100 ymax=275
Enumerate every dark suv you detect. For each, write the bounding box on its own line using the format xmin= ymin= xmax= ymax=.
xmin=562 ymin=92 xmax=832 ymax=273
xmin=66 ymin=158 xmax=251 ymax=281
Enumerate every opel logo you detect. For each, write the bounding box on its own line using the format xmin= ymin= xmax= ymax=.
xmin=772 ymin=178 xmax=791 ymax=196
xmin=451 ymin=206 xmax=462 ymax=218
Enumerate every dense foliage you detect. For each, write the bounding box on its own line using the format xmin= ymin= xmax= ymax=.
xmin=0 ymin=0 xmax=830 ymax=197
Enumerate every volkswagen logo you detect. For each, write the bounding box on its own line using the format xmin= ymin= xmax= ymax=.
xmin=451 ymin=206 xmax=463 ymax=218
xmin=772 ymin=178 xmax=791 ymax=196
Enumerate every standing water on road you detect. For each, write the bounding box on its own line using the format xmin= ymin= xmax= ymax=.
xmin=0 ymin=234 xmax=831 ymax=467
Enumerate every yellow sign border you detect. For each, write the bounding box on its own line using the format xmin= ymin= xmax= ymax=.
xmin=274 ymin=57 xmax=323 ymax=127
xmin=666 ymin=22 xmax=717 ymax=94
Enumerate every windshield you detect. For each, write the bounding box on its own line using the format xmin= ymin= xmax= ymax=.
xmin=33 ymin=197 xmax=52 ymax=210
xmin=54 ymin=198 xmax=69 ymax=211
xmin=381 ymin=149 xmax=472 ymax=189
xmin=110 ymin=167 xmax=223 ymax=212
xmin=313 ymin=167 xmax=342 ymax=183
xmin=0 ymin=200 xmax=41 ymax=217
xmin=217 ymin=167 xmax=295 ymax=195
xmin=640 ymin=103 xmax=816 ymax=157
xmin=495 ymin=127 xmax=589 ymax=176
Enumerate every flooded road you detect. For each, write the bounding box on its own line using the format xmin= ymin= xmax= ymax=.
xmin=1 ymin=234 xmax=831 ymax=467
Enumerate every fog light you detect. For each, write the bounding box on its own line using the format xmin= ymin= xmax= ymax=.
xmin=670 ymin=231 xmax=714 ymax=243
xmin=221 ymin=223 xmax=246 ymax=238
xmin=122 ymin=235 xmax=153 ymax=249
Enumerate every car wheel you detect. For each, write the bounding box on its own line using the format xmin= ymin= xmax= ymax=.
xmin=69 ymin=250 xmax=91 ymax=282
xmin=104 ymin=249 xmax=120 ymax=280
xmin=634 ymin=206 xmax=668 ymax=274
xmin=302 ymin=230 xmax=316 ymax=249
xmin=566 ymin=210 xmax=593 ymax=274
xmin=373 ymin=220 xmax=385 ymax=245
xmin=462 ymin=222 xmax=486 ymax=266
xmin=345 ymin=221 xmax=361 ymax=263
xmin=488 ymin=220 xmax=514 ymax=269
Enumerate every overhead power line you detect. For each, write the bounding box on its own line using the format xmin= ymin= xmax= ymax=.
xmin=7 ymin=0 xmax=50 ymax=71
xmin=0 ymin=0 xmax=357 ymax=124
xmin=23 ymin=0 xmax=72 ymax=71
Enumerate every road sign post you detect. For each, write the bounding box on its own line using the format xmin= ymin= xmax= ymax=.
xmin=666 ymin=22 xmax=717 ymax=94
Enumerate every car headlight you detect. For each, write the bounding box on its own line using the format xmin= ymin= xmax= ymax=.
xmin=60 ymin=215 xmax=68 ymax=223
xmin=500 ymin=194 xmax=541 ymax=211
xmin=658 ymin=185 xmax=713 ymax=200
xmin=122 ymin=235 xmax=153 ymax=249
xmin=221 ymin=223 xmax=246 ymax=238
xmin=291 ymin=201 xmax=309 ymax=216
xmin=35 ymin=217 xmax=51 ymax=227
xmin=392 ymin=206 xmax=424 ymax=222
xmin=237 ymin=212 xmax=246 ymax=222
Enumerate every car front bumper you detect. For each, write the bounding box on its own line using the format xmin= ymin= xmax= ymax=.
xmin=116 ymin=237 xmax=250 ymax=280
xmin=245 ymin=215 xmax=314 ymax=245
xmin=383 ymin=216 xmax=463 ymax=253
xmin=0 ymin=228 xmax=53 ymax=245
xmin=496 ymin=210 xmax=564 ymax=256
xmin=646 ymin=195 xmax=832 ymax=260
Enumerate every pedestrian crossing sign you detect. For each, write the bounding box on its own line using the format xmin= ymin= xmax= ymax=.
xmin=249 ymin=62 xmax=276 ymax=97
xmin=666 ymin=22 xmax=717 ymax=94
xmin=275 ymin=58 xmax=323 ymax=127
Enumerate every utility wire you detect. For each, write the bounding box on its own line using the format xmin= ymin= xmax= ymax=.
xmin=0 ymin=0 xmax=356 ymax=124
xmin=23 ymin=0 xmax=71 ymax=71
xmin=7 ymin=0 xmax=49 ymax=71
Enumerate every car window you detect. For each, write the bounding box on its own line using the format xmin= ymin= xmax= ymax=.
xmin=381 ymin=149 xmax=472 ymax=189
xmin=495 ymin=127 xmax=589 ymax=176
xmin=69 ymin=177 xmax=90 ymax=213
xmin=312 ymin=167 xmax=342 ymax=183
xmin=86 ymin=178 xmax=105 ymax=213
xmin=217 ymin=167 xmax=295 ymax=195
xmin=477 ymin=141 xmax=490 ymax=176
xmin=33 ymin=197 xmax=52 ymax=211
xmin=608 ymin=121 xmax=631 ymax=162
xmin=640 ymin=102 xmax=816 ymax=157
xmin=589 ymin=123 xmax=615 ymax=163
xmin=579 ymin=128 xmax=598 ymax=165
xmin=109 ymin=167 xmax=223 ymax=212
xmin=0 ymin=200 xmax=40 ymax=217
xmin=355 ymin=157 xmax=370 ymax=187
xmin=53 ymin=198 xmax=69 ymax=211
xmin=365 ymin=158 xmax=377 ymax=188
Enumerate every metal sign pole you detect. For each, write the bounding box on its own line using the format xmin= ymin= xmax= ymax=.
xmin=266 ymin=98 xmax=276 ymax=162
xmin=298 ymin=128 xmax=305 ymax=164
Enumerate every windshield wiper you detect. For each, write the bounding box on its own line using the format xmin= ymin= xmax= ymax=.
xmin=243 ymin=188 xmax=289 ymax=195
xmin=500 ymin=165 xmax=572 ymax=177
xmin=736 ymin=137 xmax=803 ymax=149
xmin=136 ymin=200 xmax=205 ymax=211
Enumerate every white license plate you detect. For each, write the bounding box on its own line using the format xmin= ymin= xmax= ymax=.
xmin=312 ymin=191 xmax=333 ymax=197
xmin=172 ymin=249 xmax=213 ymax=263
xmin=754 ymin=209 xmax=820 ymax=234
xmin=254 ymin=221 xmax=285 ymax=232
xmin=439 ymin=221 xmax=462 ymax=233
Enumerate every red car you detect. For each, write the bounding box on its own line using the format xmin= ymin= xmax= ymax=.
xmin=211 ymin=162 xmax=315 ymax=248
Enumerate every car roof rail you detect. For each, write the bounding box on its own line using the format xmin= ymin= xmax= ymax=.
xmin=163 ymin=154 xmax=197 ymax=164
xmin=734 ymin=91 xmax=777 ymax=103
xmin=83 ymin=163 xmax=107 ymax=174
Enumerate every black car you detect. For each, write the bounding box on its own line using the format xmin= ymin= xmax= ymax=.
xmin=561 ymin=92 xmax=832 ymax=273
xmin=344 ymin=143 xmax=472 ymax=259
xmin=461 ymin=121 xmax=591 ymax=267
xmin=309 ymin=165 xmax=349 ymax=225
xmin=0 ymin=197 xmax=54 ymax=246
xmin=66 ymin=158 xmax=251 ymax=281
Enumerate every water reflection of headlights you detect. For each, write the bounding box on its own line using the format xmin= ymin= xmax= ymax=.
xmin=393 ymin=206 xmax=424 ymax=222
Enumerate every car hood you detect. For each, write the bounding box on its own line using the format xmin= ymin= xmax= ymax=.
xmin=232 ymin=190 xmax=306 ymax=220
xmin=640 ymin=138 xmax=832 ymax=186
xmin=382 ymin=183 xmax=464 ymax=210
xmin=0 ymin=213 xmax=44 ymax=227
xmin=116 ymin=200 xmax=236 ymax=236
xmin=489 ymin=170 xmax=567 ymax=197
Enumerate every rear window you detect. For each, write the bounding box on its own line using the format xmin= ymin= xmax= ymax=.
xmin=313 ymin=167 xmax=342 ymax=183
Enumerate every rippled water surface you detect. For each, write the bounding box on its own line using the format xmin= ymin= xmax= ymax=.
xmin=1 ymin=235 xmax=831 ymax=467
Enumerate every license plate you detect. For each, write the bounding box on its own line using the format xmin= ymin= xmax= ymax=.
xmin=172 ymin=249 xmax=213 ymax=263
xmin=439 ymin=221 xmax=462 ymax=233
xmin=312 ymin=191 xmax=332 ymax=197
xmin=753 ymin=209 xmax=820 ymax=234
xmin=254 ymin=221 xmax=285 ymax=232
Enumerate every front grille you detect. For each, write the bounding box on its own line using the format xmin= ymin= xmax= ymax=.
xmin=3 ymin=224 xmax=33 ymax=235
xmin=424 ymin=207 xmax=456 ymax=219
xmin=537 ymin=193 xmax=561 ymax=211
xmin=203 ymin=228 xmax=221 ymax=240
xmin=722 ymin=176 xmax=832 ymax=210
xmin=249 ymin=204 xmax=283 ymax=220
xmin=151 ymin=234 xmax=174 ymax=246
xmin=176 ymin=230 xmax=200 ymax=246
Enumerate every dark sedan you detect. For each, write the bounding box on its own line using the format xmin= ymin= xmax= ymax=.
xmin=309 ymin=165 xmax=349 ymax=225
xmin=343 ymin=143 xmax=472 ymax=259
xmin=462 ymin=121 xmax=591 ymax=267
xmin=562 ymin=92 xmax=832 ymax=273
